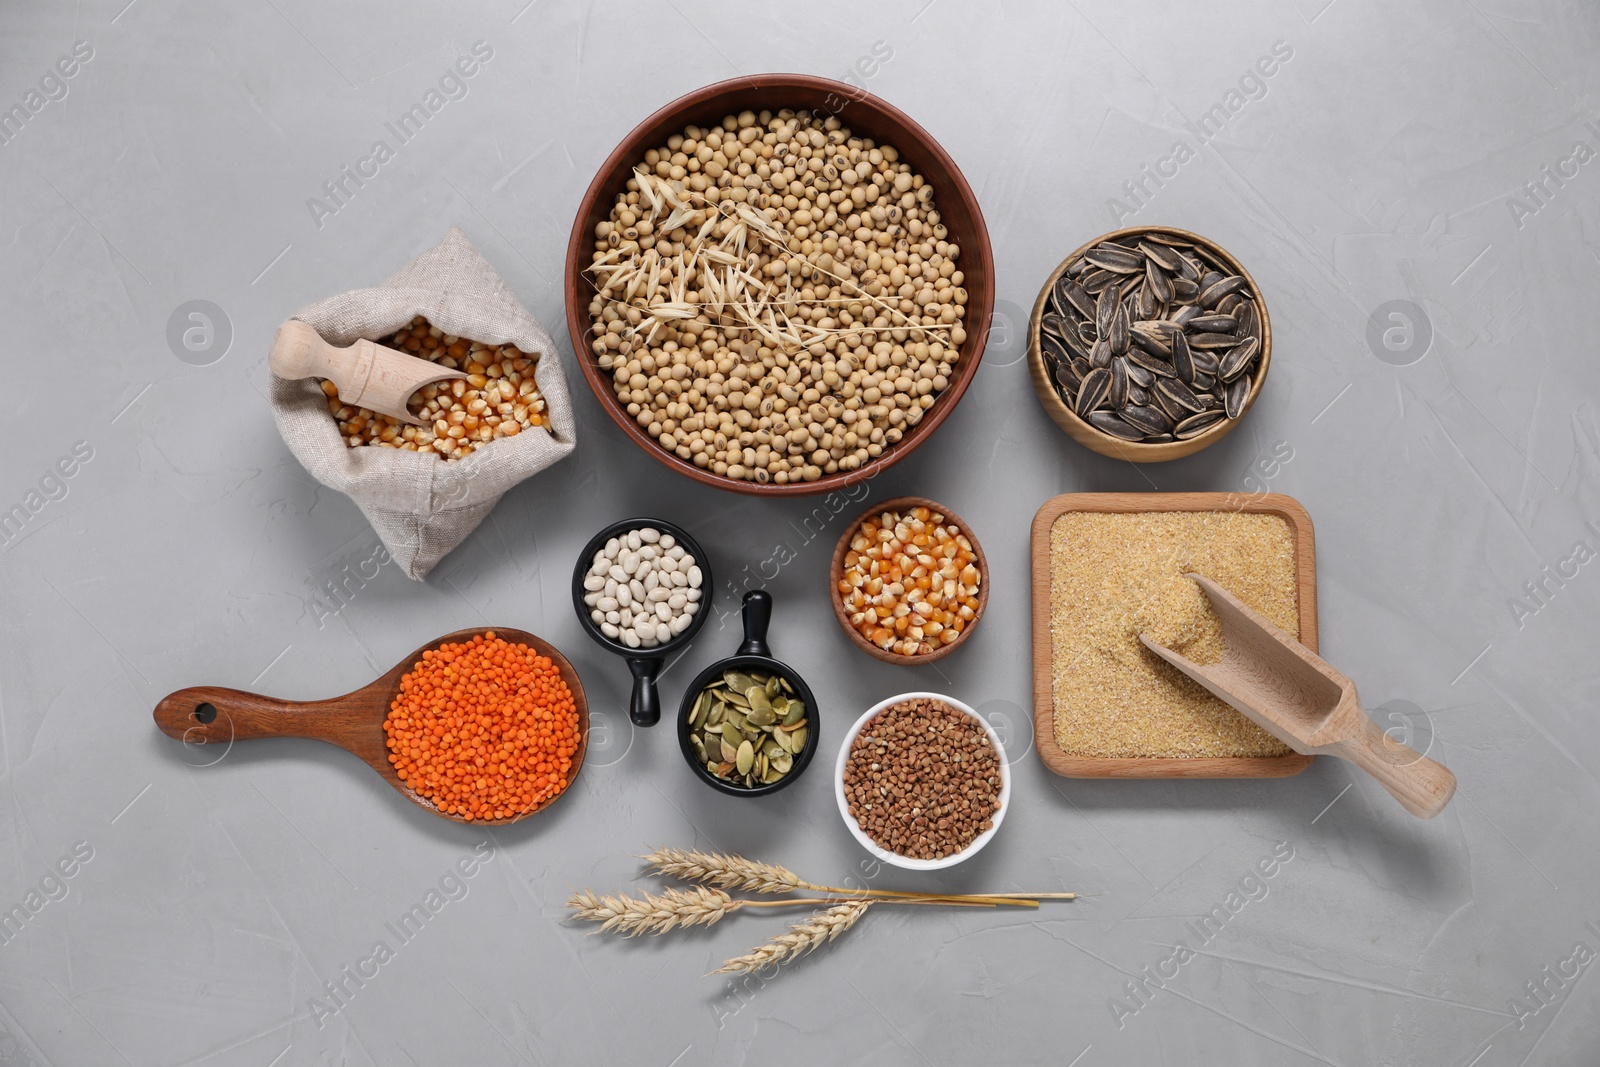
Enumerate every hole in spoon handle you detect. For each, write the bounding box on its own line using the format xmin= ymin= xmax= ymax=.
xmin=737 ymin=590 xmax=772 ymax=657
xmin=627 ymin=656 xmax=664 ymax=727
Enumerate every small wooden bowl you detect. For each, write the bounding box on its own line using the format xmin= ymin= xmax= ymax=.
xmin=828 ymin=495 xmax=989 ymax=665
xmin=1027 ymin=226 xmax=1273 ymax=463
xmin=564 ymin=74 xmax=996 ymax=496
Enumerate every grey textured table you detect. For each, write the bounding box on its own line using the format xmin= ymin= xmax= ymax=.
xmin=3 ymin=2 xmax=1598 ymax=1064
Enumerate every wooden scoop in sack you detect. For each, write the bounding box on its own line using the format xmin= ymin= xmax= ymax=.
xmin=268 ymin=319 xmax=467 ymax=427
xmin=1140 ymin=573 xmax=1456 ymax=819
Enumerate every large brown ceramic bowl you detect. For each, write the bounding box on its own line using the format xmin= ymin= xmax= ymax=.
xmin=564 ymin=75 xmax=995 ymax=496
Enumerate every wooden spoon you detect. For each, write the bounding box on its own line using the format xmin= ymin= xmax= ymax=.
xmin=153 ymin=628 xmax=588 ymax=826
xmin=1140 ymin=574 xmax=1456 ymax=819
xmin=267 ymin=319 xmax=467 ymax=427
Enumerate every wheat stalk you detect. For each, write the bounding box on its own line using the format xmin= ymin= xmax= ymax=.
xmin=567 ymin=886 xmax=743 ymax=937
xmin=643 ymin=847 xmax=806 ymax=894
xmin=709 ymin=900 xmax=874 ymax=976
xmin=642 ymin=847 xmax=1071 ymax=907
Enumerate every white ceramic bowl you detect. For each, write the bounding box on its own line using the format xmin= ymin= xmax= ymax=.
xmin=833 ymin=691 xmax=1011 ymax=871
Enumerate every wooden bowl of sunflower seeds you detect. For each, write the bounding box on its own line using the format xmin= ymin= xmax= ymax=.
xmin=1027 ymin=226 xmax=1271 ymax=462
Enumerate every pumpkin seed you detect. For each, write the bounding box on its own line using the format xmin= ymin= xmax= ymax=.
xmin=689 ymin=667 xmax=809 ymax=788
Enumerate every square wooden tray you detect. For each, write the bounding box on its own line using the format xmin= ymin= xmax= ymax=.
xmin=1031 ymin=492 xmax=1318 ymax=779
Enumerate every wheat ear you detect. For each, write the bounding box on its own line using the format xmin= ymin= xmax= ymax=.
xmin=709 ymin=900 xmax=874 ymax=976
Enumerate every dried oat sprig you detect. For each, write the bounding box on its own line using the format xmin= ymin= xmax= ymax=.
xmin=709 ymin=900 xmax=874 ymax=976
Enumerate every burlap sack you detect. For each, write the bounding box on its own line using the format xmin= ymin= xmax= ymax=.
xmin=270 ymin=228 xmax=577 ymax=580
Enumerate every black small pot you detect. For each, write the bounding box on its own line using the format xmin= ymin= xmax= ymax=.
xmin=677 ymin=591 xmax=819 ymax=797
xmin=572 ymin=517 xmax=712 ymax=728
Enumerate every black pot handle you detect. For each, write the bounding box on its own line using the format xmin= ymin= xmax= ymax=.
xmin=627 ymin=655 xmax=665 ymax=727
xmin=737 ymin=590 xmax=772 ymax=657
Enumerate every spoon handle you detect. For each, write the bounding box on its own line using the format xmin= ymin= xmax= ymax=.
xmin=626 ymin=657 xmax=664 ymax=727
xmin=1329 ymin=713 xmax=1456 ymax=819
xmin=153 ymin=686 xmax=375 ymax=748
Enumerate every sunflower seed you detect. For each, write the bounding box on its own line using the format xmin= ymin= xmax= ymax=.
xmin=1055 ymin=275 xmax=1095 ymax=320
xmin=1187 ymin=332 xmax=1240 ymax=349
xmin=1126 ymin=360 xmax=1154 ymax=388
xmin=1076 ymin=367 xmax=1111 ymax=416
xmin=1089 ymin=339 xmax=1113 ymax=369
xmin=1040 ymin=333 xmax=1070 ymax=368
xmin=1156 ymin=377 xmax=1205 ymax=414
xmin=1131 ymin=325 xmax=1172 ymax=358
xmin=1219 ymin=337 xmax=1260 ymax=381
xmin=1225 ymin=376 xmax=1250 ymax=418
xmin=1119 ymin=404 xmax=1173 ymax=436
xmin=1089 ymin=410 xmax=1143 ymax=440
xmin=1127 ymin=346 xmax=1176 ymax=378
xmin=1085 ymin=244 xmax=1145 ymax=273
xmin=1127 ymin=383 xmax=1150 ymax=406
xmin=1199 ymin=275 xmax=1248 ymax=307
xmin=1109 ymin=303 xmax=1130 ymax=354
xmin=1171 ymin=275 xmax=1200 ymax=301
xmin=1171 ymin=330 xmax=1194 ymax=385
xmin=1145 ymin=258 xmax=1173 ymax=304
xmin=1095 ymin=284 xmax=1120 ymax=335
xmin=1186 ymin=313 xmax=1237 ymax=333
xmin=1137 ymin=282 xmax=1159 ymax=319
xmin=1174 ymin=409 xmax=1228 ymax=439
xmin=1081 ymin=268 xmax=1118 ymax=293
xmin=1139 ymin=241 xmax=1183 ymax=272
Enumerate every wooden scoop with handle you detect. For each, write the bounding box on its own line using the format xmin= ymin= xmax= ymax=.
xmin=153 ymin=628 xmax=588 ymax=826
xmin=1140 ymin=574 xmax=1456 ymax=819
xmin=268 ymin=319 xmax=467 ymax=427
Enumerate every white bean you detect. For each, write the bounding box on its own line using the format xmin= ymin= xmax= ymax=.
xmin=622 ymin=629 xmax=641 ymax=648
xmin=648 ymin=587 xmax=670 ymax=603
xmin=660 ymin=534 xmax=676 ymax=550
xmin=622 ymin=554 xmax=639 ymax=576
xmin=655 ymin=601 xmax=672 ymax=623
xmin=608 ymin=564 xmax=628 ymax=583
xmin=640 ymin=527 xmax=660 ymax=543
xmin=655 ymin=622 xmax=671 ymax=643
xmin=597 ymin=596 xmax=618 ymax=612
xmin=668 ymin=593 xmax=687 ymax=611
xmin=584 ymin=572 xmax=605 ymax=589
xmin=583 ymin=591 xmax=600 ymax=606
xmin=617 ymin=585 xmax=633 ymax=606
xmin=686 ymin=601 xmax=700 ymax=615
xmin=669 ymin=615 xmax=691 ymax=635
xmin=667 ymin=545 xmax=685 ymax=560
xmin=589 ymin=608 xmax=603 ymax=623
xmin=604 ymin=537 xmax=620 ymax=557
xmin=685 ymin=588 xmax=701 ymax=602
xmin=601 ymin=622 xmax=620 ymax=639
xmin=643 ymin=571 xmax=660 ymax=592
xmin=604 ymin=610 xmax=621 ymax=625
xmin=604 ymin=578 xmax=618 ymax=597
xmin=657 ymin=556 xmax=678 ymax=573
xmin=626 ymin=531 xmax=641 ymax=551
xmin=638 ymin=545 xmax=658 ymax=560
xmin=629 ymin=578 xmax=646 ymax=599
xmin=670 ymin=571 xmax=688 ymax=588
xmin=687 ymin=565 xmax=702 ymax=588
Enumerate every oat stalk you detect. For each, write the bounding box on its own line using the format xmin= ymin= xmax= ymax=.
xmin=709 ymin=900 xmax=874 ymax=976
